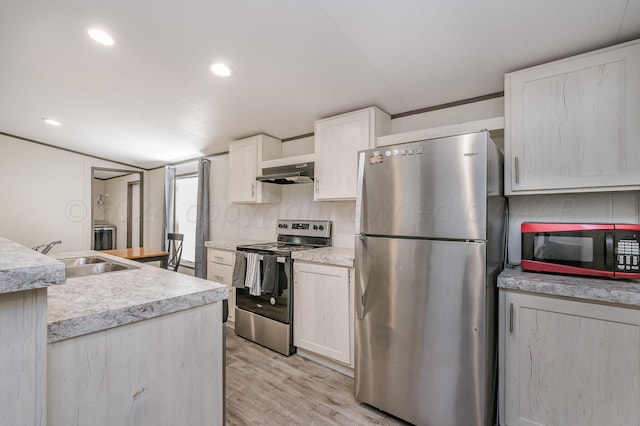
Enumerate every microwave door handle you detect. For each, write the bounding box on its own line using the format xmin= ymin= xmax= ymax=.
xmin=605 ymin=232 xmax=614 ymax=270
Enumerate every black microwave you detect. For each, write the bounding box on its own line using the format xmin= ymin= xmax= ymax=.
xmin=521 ymin=222 xmax=640 ymax=279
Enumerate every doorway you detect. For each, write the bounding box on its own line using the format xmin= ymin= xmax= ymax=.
xmin=127 ymin=181 xmax=141 ymax=247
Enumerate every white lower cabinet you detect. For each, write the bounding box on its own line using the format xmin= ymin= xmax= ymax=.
xmin=293 ymin=262 xmax=354 ymax=368
xmin=499 ymin=290 xmax=640 ymax=426
xmin=207 ymin=248 xmax=236 ymax=323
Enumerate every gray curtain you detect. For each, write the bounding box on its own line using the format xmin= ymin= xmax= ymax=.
xmin=194 ymin=158 xmax=210 ymax=278
xmin=161 ymin=166 xmax=176 ymax=252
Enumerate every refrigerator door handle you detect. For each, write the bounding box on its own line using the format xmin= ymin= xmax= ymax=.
xmin=355 ymin=234 xmax=367 ymax=320
xmin=355 ymin=270 xmax=366 ymax=320
xmin=355 ymin=151 xmax=366 ymax=235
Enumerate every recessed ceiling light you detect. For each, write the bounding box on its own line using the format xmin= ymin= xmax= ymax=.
xmin=87 ymin=28 xmax=115 ymax=46
xmin=42 ymin=118 xmax=62 ymax=127
xmin=210 ymin=63 xmax=232 ymax=77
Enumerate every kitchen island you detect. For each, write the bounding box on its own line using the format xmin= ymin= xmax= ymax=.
xmin=45 ymin=250 xmax=228 ymax=426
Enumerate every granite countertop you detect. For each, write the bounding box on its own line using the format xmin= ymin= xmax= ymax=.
xmin=498 ymin=267 xmax=640 ymax=307
xmin=205 ymin=239 xmax=268 ymax=251
xmin=292 ymin=247 xmax=355 ymax=268
xmin=47 ymin=250 xmax=228 ymax=343
xmin=0 ymin=237 xmax=65 ymax=294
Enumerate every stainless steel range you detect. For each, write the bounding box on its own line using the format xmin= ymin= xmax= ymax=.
xmin=234 ymin=219 xmax=332 ymax=356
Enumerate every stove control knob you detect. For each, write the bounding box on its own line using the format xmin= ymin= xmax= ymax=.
xmin=313 ymin=225 xmax=318 ymax=230
xmin=319 ymin=225 xmax=324 ymax=230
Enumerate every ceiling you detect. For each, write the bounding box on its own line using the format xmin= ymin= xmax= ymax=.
xmin=1 ymin=0 xmax=639 ymax=169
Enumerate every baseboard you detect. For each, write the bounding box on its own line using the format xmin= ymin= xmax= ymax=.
xmin=296 ymin=348 xmax=354 ymax=378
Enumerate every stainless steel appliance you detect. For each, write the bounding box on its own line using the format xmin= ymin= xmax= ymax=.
xmin=256 ymin=161 xmax=314 ymax=184
xmin=93 ymin=221 xmax=116 ymax=250
xmin=235 ymin=219 xmax=332 ymax=356
xmin=354 ymin=131 xmax=506 ymax=426
xmin=521 ymin=222 xmax=640 ymax=279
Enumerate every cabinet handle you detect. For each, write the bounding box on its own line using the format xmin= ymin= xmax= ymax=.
xmin=514 ymin=157 xmax=520 ymax=184
xmin=509 ymin=303 xmax=514 ymax=333
xmin=315 ymin=178 xmax=319 ymax=195
xmin=214 ymin=256 xmax=224 ymax=261
xmin=213 ymin=275 xmax=224 ymax=281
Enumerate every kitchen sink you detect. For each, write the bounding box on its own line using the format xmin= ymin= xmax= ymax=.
xmin=60 ymin=256 xmax=107 ymax=266
xmin=61 ymin=255 xmax=139 ymax=278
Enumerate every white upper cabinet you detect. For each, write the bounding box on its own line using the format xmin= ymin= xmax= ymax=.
xmin=504 ymin=39 xmax=640 ymax=195
xmin=314 ymin=107 xmax=390 ymax=201
xmin=228 ymin=134 xmax=281 ymax=204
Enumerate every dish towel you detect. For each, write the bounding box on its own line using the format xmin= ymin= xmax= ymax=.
xmin=261 ymin=255 xmax=278 ymax=295
xmin=244 ymin=253 xmax=262 ymax=296
xmin=232 ymin=252 xmax=247 ymax=288
xmin=262 ymin=256 xmax=288 ymax=297
xmin=274 ymin=262 xmax=288 ymax=296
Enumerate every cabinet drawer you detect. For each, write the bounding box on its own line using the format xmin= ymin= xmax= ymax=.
xmin=208 ymin=249 xmax=234 ymax=265
xmin=207 ymin=263 xmax=233 ymax=286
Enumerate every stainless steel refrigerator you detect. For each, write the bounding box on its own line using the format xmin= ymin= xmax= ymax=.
xmin=354 ymin=131 xmax=506 ymax=426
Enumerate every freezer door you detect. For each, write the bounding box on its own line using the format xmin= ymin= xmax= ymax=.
xmin=355 ymin=236 xmax=492 ymax=426
xmin=358 ymin=131 xmax=493 ymax=240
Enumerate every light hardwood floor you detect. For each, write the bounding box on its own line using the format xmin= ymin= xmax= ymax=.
xmin=224 ymin=326 xmax=408 ymax=426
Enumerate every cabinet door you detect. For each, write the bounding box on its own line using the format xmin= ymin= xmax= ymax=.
xmin=293 ymin=263 xmax=353 ymax=365
xmin=505 ymin=41 xmax=640 ymax=194
xmin=228 ymin=138 xmax=258 ymax=203
xmin=502 ymin=291 xmax=640 ymax=426
xmin=314 ymin=109 xmax=377 ymax=201
xmin=207 ymin=249 xmax=236 ymax=323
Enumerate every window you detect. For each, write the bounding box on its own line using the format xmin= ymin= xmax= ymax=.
xmin=174 ymin=175 xmax=198 ymax=265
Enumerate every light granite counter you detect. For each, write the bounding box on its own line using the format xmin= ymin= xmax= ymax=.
xmin=498 ymin=267 xmax=640 ymax=307
xmin=47 ymin=251 xmax=228 ymax=343
xmin=0 ymin=237 xmax=65 ymax=294
xmin=291 ymin=246 xmax=355 ymax=268
xmin=205 ymin=239 xmax=268 ymax=251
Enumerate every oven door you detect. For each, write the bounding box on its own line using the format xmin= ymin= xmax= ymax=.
xmin=235 ymin=253 xmax=292 ymax=324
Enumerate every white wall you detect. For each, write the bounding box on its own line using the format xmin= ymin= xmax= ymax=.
xmin=146 ymin=168 xmax=165 ymax=250
xmin=93 ymin=179 xmax=106 ymax=221
xmin=0 ymin=133 xmax=147 ymax=253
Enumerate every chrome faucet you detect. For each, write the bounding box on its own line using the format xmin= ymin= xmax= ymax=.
xmin=33 ymin=240 xmax=62 ymax=254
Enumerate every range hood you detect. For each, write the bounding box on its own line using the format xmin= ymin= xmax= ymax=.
xmin=256 ymin=154 xmax=315 ymax=185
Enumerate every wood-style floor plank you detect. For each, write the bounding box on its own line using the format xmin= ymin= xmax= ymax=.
xmin=224 ymin=326 xmax=408 ymax=425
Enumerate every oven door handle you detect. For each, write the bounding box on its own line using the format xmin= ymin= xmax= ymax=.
xmin=252 ymin=254 xmax=286 ymax=264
